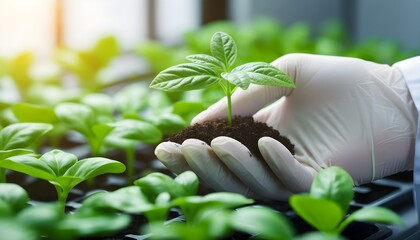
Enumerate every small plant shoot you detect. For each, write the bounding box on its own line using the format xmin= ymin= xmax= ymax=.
xmin=150 ymin=32 xmax=295 ymax=125
xmin=0 ymin=149 xmax=125 ymax=212
xmin=290 ymin=166 xmax=404 ymax=235
xmin=0 ymin=122 xmax=52 ymax=183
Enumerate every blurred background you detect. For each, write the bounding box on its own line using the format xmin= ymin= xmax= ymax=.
xmin=0 ymin=0 xmax=419 ymax=105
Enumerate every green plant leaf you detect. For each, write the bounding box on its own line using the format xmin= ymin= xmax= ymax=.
xmin=39 ymin=150 xmax=78 ymax=176
xmin=231 ymin=206 xmax=294 ymax=240
xmin=226 ymin=62 xmax=295 ymax=88
xmin=0 ymin=219 xmax=37 ymax=240
xmin=80 ymin=186 xmax=154 ymax=214
xmin=290 ymin=195 xmax=343 ymax=233
xmin=152 ymin=113 xmax=187 ymax=135
xmin=55 ymin=103 xmax=95 ymax=137
xmin=172 ymin=101 xmax=207 ymax=122
xmin=173 ymin=192 xmax=254 ymax=223
xmin=196 ymin=209 xmax=233 ymax=239
xmin=58 ymin=210 xmax=130 ymax=237
xmin=0 ymin=154 xmax=55 ymax=180
xmin=210 ymin=32 xmax=237 ymax=70
xmin=199 ymin=192 xmax=254 ymax=208
xmin=93 ymin=36 xmax=120 ymax=66
xmin=81 ymin=93 xmax=114 ymax=119
xmin=134 ymin=172 xmax=188 ymax=200
xmin=64 ymin=157 xmax=125 ymax=181
xmin=186 ymin=54 xmax=225 ymax=73
xmin=114 ymin=83 xmax=149 ymax=117
xmin=144 ymin=221 xmax=210 ymax=240
xmin=221 ymin=71 xmax=251 ymax=90
xmin=11 ymin=103 xmax=59 ymax=124
xmin=0 ymin=149 xmax=33 ymax=160
xmin=91 ymin=123 xmax=115 ymax=151
xmin=150 ymin=63 xmax=221 ymax=91
xmin=0 ymin=123 xmax=52 ymax=150
xmin=338 ymin=207 xmax=404 ymax=234
xmin=174 ymin=171 xmax=199 ymax=196
xmin=310 ymin=166 xmax=354 ymax=214
xmin=143 ymin=192 xmax=172 ymax=223
xmin=295 ymin=232 xmax=345 ymax=240
xmin=0 ymin=183 xmax=28 ymax=215
xmin=110 ymin=119 xmax=162 ymax=144
xmin=16 ymin=203 xmax=63 ymax=235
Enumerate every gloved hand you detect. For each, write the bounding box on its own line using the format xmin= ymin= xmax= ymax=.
xmin=155 ymin=53 xmax=418 ymax=200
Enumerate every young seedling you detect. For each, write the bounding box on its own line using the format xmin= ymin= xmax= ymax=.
xmin=0 ymin=122 xmax=52 ymax=182
xmin=55 ymin=101 xmax=114 ymax=156
xmin=289 ymin=166 xmax=404 ymax=235
xmin=55 ymin=36 xmax=120 ymax=91
xmin=149 ymin=31 xmax=295 ymax=125
xmin=0 ymin=149 xmax=125 ymax=212
xmin=11 ymin=102 xmax=70 ymax=147
xmin=105 ymin=119 xmax=162 ymax=181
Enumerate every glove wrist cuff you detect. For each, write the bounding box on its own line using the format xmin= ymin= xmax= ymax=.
xmin=394 ymin=56 xmax=420 ymax=220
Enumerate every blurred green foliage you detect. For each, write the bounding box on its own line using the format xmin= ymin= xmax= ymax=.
xmin=137 ymin=18 xmax=418 ymax=73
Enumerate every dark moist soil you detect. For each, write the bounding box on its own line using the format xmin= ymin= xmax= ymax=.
xmin=167 ymin=116 xmax=294 ymax=160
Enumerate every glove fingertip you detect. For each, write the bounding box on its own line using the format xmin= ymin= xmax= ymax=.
xmin=154 ymin=142 xmax=190 ymax=174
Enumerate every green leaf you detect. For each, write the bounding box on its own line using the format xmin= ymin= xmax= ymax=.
xmin=81 ymin=93 xmax=114 ymax=119
xmin=0 ymin=154 xmax=56 ymax=180
xmin=93 ymin=36 xmax=120 ymax=66
xmin=173 ymin=192 xmax=253 ymax=212
xmin=16 ymin=203 xmax=63 ymax=234
xmin=290 ymin=195 xmax=343 ymax=233
xmin=81 ymin=186 xmax=154 ymax=214
xmin=58 ymin=210 xmax=130 ymax=237
xmin=11 ymin=103 xmax=59 ymax=124
xmin=228 ymin=62 xmax=295 ymax=88
xmin=144 ymin=221 xmax=210 ymax=240
xmin=186 ymin=54 xmax=225 ymax=73
xmin=92 ymin=123 xmax=115 ymax=147
xmin=55 ymin=103 xmax=96 ymax=137
xmin=134 ymin=172 xmax=187 ymax=200
xmin=39 ymin=150 xmax=78 ymax=176
xmin=172 ymin=101 xmax=206 ymax=122
xmin=0 ymin=183 xmax=28 ymax=215
xmin=0 ymin=219 xmax=37 ymax=240
xmin=173 ymin=192 xmax=254 ymax=223
xmin=0 ymin=123 xmax=52 ymax=150
xmin=110 ymin=119 xmax=162 ymax=144
xmin=210 ymin=32 xmax=237 ymax=70
xmin=150 ymin=63 xmax=221 ymax=91
xmin=295 ymin=232 xmax=345 ymax=240
xmin=0 ymin=149 xmax=34 ymax=160
xmin=64 ymin=157 xmax=125 ymax=181
xmin=221 ymin=71 xmax=251 ymax=90
xmin=310 ymin=166 xmax=354 ymax=214
xmin=338 ymin=207 xmax=404 ymax=234
xmin=197 ymin=209 xmax=232 ymax=239
xmin=231 ymin=206 xmax=294 ymax=240
xmin=174 ymin=171 xmax=199 ymax=196
xmin=114 ymin=83 xmax=149 ymax=116
xmin=153 ymin=113 xmax=187 ymax=135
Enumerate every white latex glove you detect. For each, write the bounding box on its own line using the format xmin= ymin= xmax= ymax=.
xmin=155 ymin=53 xmax=418 ymax=200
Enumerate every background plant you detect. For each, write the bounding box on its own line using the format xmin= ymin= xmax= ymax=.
xmin=55 ymin=36 xmax=121 ymax=92
xmin=0 ymin=122 xmax=52 ymax=182
xmin=289 ymin=166 xmax=404 ymax=235
xmin=0 ymin=183 xmax=130 ymax=240
xmin=150 ymin=31 xmax=295 ymax=125
xmin=0 ymin=149 xmax=126 ymax=212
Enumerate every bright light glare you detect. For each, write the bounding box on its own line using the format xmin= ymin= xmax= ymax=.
xmin=0 ymin=0 xmax=56 ymax=59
